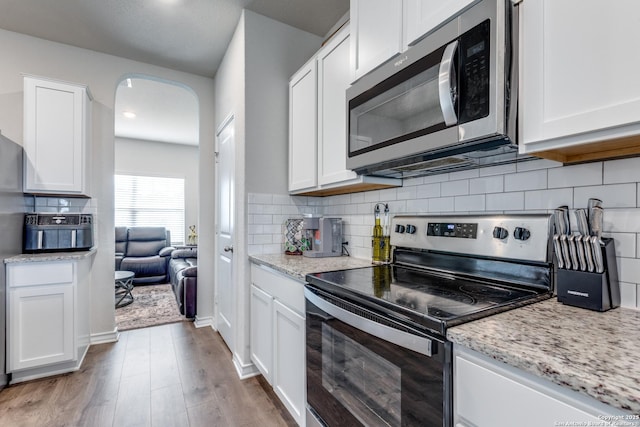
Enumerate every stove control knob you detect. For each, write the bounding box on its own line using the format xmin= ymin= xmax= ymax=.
xmin=406 ymin=224 xmax=417 ymax=234
xmin=395 ymin=224 xmax=406 ymax=234
xmin=492 ymin=226 xmax=508 ymax=240
xmin=514 ymin=227 xmax=531 ymax=241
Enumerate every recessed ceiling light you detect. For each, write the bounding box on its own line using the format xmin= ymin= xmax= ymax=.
xmin=123 ymin=111 xmax=136 ymax=119
xmin=126 ymin=78 xmax=132 ymax=88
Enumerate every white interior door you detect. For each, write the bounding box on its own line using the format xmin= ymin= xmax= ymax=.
xmin=216 ymin=114 xmax=235 ymax=350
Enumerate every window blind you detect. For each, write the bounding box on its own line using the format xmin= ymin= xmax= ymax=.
xmin=114 ymin=174 xmax=185 ymax=245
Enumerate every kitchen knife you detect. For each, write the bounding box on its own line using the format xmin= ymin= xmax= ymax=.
xmin=591 ymin=235 xmax=605 ymax=273
xmin=558 ymin=205 xmax=570 ymax=234
xmin=554 ymin=209 xmax=567 ymax=235
xmin=560 ymin=234 xmax=572 ymax=270
xmin=574 ymin=235 xmax=587 ymax=272
xmin=553 ymin=234 xmax=565 ymax=270
xmin=588 ymin=198 xmax=602 ymax=228
xmin=567 ymin=235 xmax=580 ymax=271
xmin=582 ymin=235 xmax=595 ymax=272
xmin=575 ymin=209 xmax=590 ymax=236
xmin=590 ymin=206 xmax=604 ymax=244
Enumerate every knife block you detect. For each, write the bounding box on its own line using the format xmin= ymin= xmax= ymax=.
xmin=556 ymin=238 xmax=620 ymax=312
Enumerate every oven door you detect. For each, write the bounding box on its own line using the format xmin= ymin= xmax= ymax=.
xmin=305 ymin=285 xmax=452 ymax=427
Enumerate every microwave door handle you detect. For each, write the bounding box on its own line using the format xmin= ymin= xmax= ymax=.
xmin=438 ymin=40 xmax=458 ymax=126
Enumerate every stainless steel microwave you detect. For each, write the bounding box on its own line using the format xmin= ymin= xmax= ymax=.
xmin=347 ymin=0 xmax=528 ymax=178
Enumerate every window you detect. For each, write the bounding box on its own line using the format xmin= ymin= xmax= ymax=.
xmin=115 ymin=174 xmax=185 ymax=245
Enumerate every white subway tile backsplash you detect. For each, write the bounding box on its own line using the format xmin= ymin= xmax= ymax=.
xmin=516 ymin=158 xmax=562 ymax=172
xmin=604 ymin=157 xmax=640 ymax=184
xmin=479 ymin=163 xmax=516 ymax=176
xmin=619 ymin=282 xmax=637 ymax=309
xmin=486 ymin=192 xmax=524 ymax=211
xmin=429 ymin=197 xmax=455 ymax=212
xmin=470 ymin=175 xmax=503 ymax=194
xmin=547 ymin=162 xmax=602 ymax=188
xmin=618 ymin=257 xmax=640 ymax=284
xmin=573 ymin=184 xmax=636 ymax=208
xmin=416 ymin=183 xmax=440 ymax=199
xmin=525 ymin=188 xmax=573 ymax=210
xmin=423 ymin=174 xmax=450 ymax=184
xmin=504 ymin=170 xmax=547 ymax=192
xmin=406 ymin=198 xmax=429 ymax=213
xmin=441 ymin=180 xmax=469 ymax=197
xmin=449 ymin=169 xmax=479 ymax=180
xmin=602 ymin=232 xmax=637 ymax=258
xmin=603 ymin=209 xmax=640 ymax=233
xmin=247 ymin=153 xmax=640 ymax=315
xmin=397 ymin=186 xmax=417 ymax=200
xmin=455 ymin=195 xmax=485 ymax=212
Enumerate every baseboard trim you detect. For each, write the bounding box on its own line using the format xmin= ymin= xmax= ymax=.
xmin=233 ymin=354 xmax=260 ymax=380
xmin=90 ymin=328 xmax=120 ymax=345
xmin=194 ymin=315 xmax=214 ymax=328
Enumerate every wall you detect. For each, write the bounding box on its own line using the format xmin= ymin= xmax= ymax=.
xmin=0 ymin=28 xmax=216 ymax=341
xmin=214 ymin=10 xmax=321 ymax=375
xmin=248 ymin=157 xmax=640 ymax=311
xmin=114 ymin=137 xmax=199 ymax=242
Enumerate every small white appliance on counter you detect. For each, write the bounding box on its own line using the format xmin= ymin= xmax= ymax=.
xmin=302 ymin=216 xmax=343 ymax=258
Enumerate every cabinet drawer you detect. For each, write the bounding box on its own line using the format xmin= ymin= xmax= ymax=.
xmin=8 ymin=262 xmax=74 ymax=287
xmin=251 ymin=264 xmax=305 ymax=314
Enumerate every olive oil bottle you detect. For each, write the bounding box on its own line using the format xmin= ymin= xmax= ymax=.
xmin=372 ymin=203 xmax=390 ymax=264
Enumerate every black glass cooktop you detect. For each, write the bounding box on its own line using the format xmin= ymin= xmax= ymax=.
xmin=306 ymin=265 xmax=550 ymax=336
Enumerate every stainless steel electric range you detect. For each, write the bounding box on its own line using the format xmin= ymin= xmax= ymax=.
xmin=304 ymin=214 xmax=555 ymax=427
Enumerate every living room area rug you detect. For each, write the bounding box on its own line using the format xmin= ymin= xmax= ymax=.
xmin=115 ymin=284 xmax=187 ymax=331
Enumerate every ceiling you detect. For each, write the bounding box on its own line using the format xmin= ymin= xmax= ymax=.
xmin=0 ymin=0 xmax=349 ymax=145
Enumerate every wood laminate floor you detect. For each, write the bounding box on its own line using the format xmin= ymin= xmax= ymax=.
xmin=0 ymin=322 xmax=297 ymax=427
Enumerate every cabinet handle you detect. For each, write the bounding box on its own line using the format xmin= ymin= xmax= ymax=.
xmin=223 ymin=245 xmax=233 ymax=253
xmin=438 ymin=40 xmax=459 ymax=126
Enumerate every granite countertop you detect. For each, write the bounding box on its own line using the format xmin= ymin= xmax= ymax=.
xmin=447 ymin=299 xmax=640 ymax=413
xmin=249 ymin=253 xmax=373 ymax=282
xmin=5 ymin=248 xmax=97 ymax=264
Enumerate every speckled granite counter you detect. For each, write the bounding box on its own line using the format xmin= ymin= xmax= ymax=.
xmin=249 ymin=253 xmax=373 ymax=282
xmin=447 ymin=299 xmax=640 ymax=413
xmin=5 ymin=248 xmax=97 ymax=263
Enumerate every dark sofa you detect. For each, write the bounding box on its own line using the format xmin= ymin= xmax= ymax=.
xmin=115 ymin=226 xmax=174 ymax=284
xmin=168 ymin=248 xmax=197 ymax=318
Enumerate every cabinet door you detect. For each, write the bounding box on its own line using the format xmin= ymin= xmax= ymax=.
xmin=273 ymin=299 xmax=305 ymax=426
xmin=289 ymin=61 xmax=318 ymax=192
xmin=8 ymin=284 xmax=75 ymax=371
xmin=351 ymin=0 xmax=403 ymax=82
xmin=250 ymin=284 xmax=273 ymax=384
xmin=23 ymin=76 xmax=91 ymax=195
xmin=454 ymin=346 xmax=627 ymax=427
xmin=403 ymin=0 xmax=476 ymax=47
xmin=317 ymin=25 xmax=357 ymax=186
xmin=519 ymin=0 xmax=640 ymax=153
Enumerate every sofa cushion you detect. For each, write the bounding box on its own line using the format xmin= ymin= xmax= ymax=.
xmin=115 ymin=226 xmax=128 ymax=254
xmin=120 ymin=255 xmax=166 ymax=276
xmin=125 ymin=227 xmax=170 ymax=257
xmin=171 ymin=248 xmax=198 ymax=259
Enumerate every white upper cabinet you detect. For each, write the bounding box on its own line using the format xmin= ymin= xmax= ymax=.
xmin=350 ymin=0 xmax=403 ymax=82
xmin=289 ymin=24 xmax=401 ymax=196
xmin=23 ymin=76 xmax=92 ymax=196
xmin=403 ymin=0 xmax=477 ymax=47
xmin=288 ymin=60 xmax=318 ymax=192
xmin=518 ymin=0 xmax=640 ymax=162
xmin=317 ymin=24 xmax=357 ymax=186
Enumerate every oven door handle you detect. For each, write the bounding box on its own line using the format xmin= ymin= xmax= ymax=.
xmin=305 ymin=288 xmax=434 ymax=357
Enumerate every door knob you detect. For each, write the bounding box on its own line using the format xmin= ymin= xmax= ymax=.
xmin=223 ymin=245 xmax=233 ymax=252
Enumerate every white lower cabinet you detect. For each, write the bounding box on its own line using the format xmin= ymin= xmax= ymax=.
xmin=250 ymin=263 xmax=306 ymax=426
xmin=6 ymin=256 xmax=92 ymax=383
xmin=273 ymin=299 xmax=305 ymax=424
xmin=454 ymin=345 xmax=634 ymax=427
